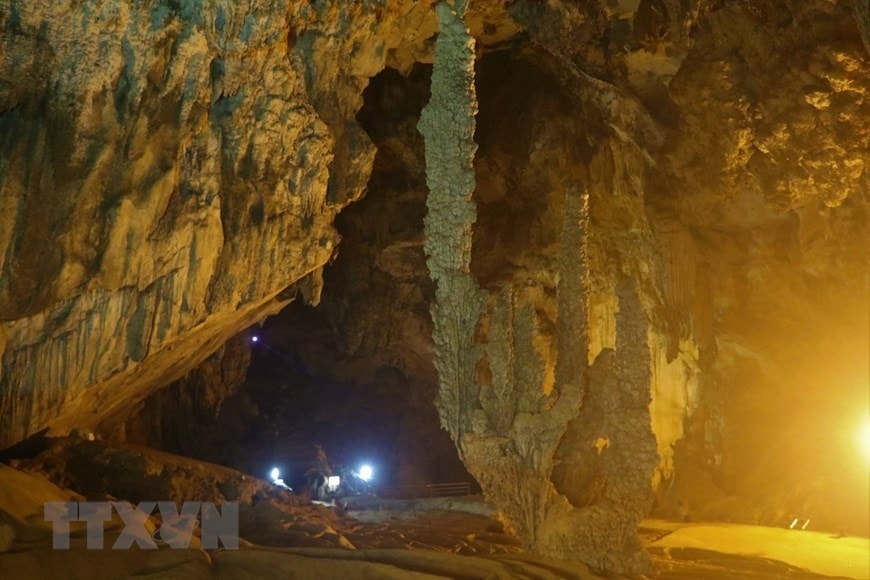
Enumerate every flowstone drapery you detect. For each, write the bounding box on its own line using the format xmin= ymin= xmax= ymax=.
xmin=418 ymin=1 xmax=657 ymax=573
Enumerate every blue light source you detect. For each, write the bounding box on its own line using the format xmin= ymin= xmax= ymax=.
xmin=358 ymin=464 xmax=373 ymax=482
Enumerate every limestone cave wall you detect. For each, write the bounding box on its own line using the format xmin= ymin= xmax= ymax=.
xmin=0 ymin=0 xmax=456 ymax=446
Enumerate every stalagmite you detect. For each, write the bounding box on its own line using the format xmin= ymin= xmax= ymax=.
xmin=419 ymin=1 xmax=657 ymax=573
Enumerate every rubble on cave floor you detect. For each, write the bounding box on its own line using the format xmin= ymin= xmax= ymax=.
xmin=0 ymin=437 xmax=866 ymax=579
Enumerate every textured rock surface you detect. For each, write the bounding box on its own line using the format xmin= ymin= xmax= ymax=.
xmin=0 ymin=0 xmax=472 ymax=447
xmin=647 ymin=2 xmax=870 ymax=535
xmin=419 ymin=3 xmax=659 ymax=573
xmin=123 ymin=332 xmax=251 ymax=454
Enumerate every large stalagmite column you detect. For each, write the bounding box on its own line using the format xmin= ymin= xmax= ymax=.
xmin=417 ymin=0 xmax=486 ymax=440
xmin=419 ymin=1 xmax=657 ymax=573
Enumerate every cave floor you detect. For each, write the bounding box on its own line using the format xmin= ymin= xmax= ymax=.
xmin=641 ymin=519 xmax=869 ymax=579
xmin=1 ymin=438 xmax=867 ymax=579
xmin=2 ymin=518 xmax=866 ymax=579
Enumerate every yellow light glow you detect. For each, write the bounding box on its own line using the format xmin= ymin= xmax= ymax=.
xmin=860 ymin=418 xmax=870 ymax=462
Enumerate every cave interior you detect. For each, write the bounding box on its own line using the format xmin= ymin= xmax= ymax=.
xmin=0 ymin=0 xmax=868 ymax=578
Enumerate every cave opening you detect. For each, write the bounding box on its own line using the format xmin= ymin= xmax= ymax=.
xmin=230 ymin=47 xmax=597 ymax=496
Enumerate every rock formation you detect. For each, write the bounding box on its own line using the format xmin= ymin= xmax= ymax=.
xmin=0 ymin=0 xmax=478 ymax=446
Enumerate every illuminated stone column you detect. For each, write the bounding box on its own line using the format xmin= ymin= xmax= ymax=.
xmin=420 ymin=1 xmax=655 ymax=573
xmin=418 ymin=0 xmax=485 ymax=441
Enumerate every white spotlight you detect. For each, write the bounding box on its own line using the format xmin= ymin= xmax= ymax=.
xmin=252 ymin=335 xmax=259 ymax=343
xmin=358 ymin=464 xmax=373 ymax=482
xmin=270 ymin=467 xmax=291 ymax=490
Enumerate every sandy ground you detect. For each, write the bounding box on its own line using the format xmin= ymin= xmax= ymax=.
xmin=642 ymin=519 xmax=870 ymax=579
xmin=640 ymin=520 xmax=870 ymax=580
xmin=1 ymin=440 xmax=868 ymax=579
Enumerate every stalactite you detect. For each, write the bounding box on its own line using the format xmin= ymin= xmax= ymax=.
xmin=417 ymin=0 xmax=485 ymax=443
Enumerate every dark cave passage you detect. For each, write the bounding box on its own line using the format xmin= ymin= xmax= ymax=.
xmin=126 ymin=50 xmax=596 ymax=493
xmin=128 ymin=64 xmax=474 ymax=491
xmin=233 ymin=64 xmax=470 ymax=489
xmin=123 ymin=47 xmax=591 ymax=494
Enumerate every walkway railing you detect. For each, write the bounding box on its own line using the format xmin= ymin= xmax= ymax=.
xmin=377 ymin=481 xmax=472 ymax=499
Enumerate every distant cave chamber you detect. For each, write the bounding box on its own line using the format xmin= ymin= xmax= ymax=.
xmin=127 ymin=63 xmax=471 ymax=490
xmin=0 ymin=1 xmax=869 ymax=578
